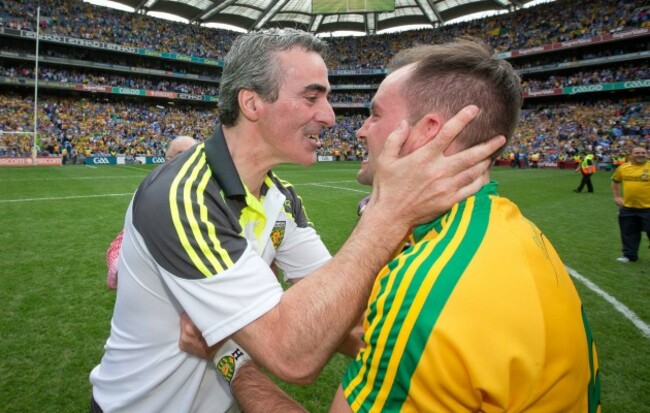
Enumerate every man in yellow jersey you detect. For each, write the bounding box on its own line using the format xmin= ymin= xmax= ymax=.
xmin=180 ymin=38 xmax=600 ymax=413
xmin=328 ymin=38 xmax=600 ymax=413
xmin=612 ymin=146 xmax=650 ymax=263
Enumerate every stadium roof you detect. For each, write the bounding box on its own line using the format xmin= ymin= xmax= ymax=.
xmin=105 ymin=0 xmax=548 ymax=35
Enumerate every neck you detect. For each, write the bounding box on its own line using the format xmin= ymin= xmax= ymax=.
xmin=476 ymin=172 xmax=491 ymax=191
xmin=222 ymin=124 xmax=277 ymax=199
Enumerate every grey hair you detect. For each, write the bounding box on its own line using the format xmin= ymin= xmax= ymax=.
xmin=218 ymin=28 xmax=329 ymax=127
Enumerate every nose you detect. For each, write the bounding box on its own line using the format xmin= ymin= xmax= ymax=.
xmin=317 ymin=100 xmax=336 ymax=127
xmin=356 ymin=118 xmax=369 ymax=139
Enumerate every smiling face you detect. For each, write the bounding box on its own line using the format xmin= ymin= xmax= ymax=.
xmin=257 ymin=47 xmax=335 ymax=166
xmin=630 ymin=147 xmax=648 ymax=165
xmin=356 ymin=66 xmax=412 ymax=186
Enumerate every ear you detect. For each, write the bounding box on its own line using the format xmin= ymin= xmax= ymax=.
xmin=237 ymin=89 xmax=263 ymax=122
xmin=400 ymin=113 xmax=444 ymax=155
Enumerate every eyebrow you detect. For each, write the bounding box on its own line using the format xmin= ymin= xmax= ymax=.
xmin=303 ymin=83 xmax=329 ymax=94
xmin=369 ymin=100 xmax=378 ymax=115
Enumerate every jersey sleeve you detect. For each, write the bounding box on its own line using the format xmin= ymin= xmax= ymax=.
xmin=159 ymin=243 xmax=284 ymax=346
xmin=612 ymin=164 xmax=623 ymax=182
xmin=132 ymin=150 xmax=249 ymax=280
xmin=274 ymin=222 xmax=331 ymax=282
xmin=270 ymin=173 xmax=331 ymax=281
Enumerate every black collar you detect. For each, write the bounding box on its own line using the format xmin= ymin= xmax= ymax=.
xmin=204 ymin=125 xmax=246 ymax=199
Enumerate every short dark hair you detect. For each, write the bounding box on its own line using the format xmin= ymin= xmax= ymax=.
xmin=388 ymin=38 xmax=522 ymax=159
xmin=218 ymin=28 xmax=329 ymax=127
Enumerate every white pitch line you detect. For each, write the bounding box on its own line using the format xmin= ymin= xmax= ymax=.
xmin=566 ymin=266 xmax=650 ymax=339
xmin=122 ymin=166 xmax=150 ymax=173
xmin=0 ymin=180 xmax=361 ymax=203
xmin=3 ymin=179 xmax=646 ymax=340
xmin=306 ymin=180 xmax=359 ymax=185
xmin=0 ymin=175 xmax=145 ymax=182
xmin=304 ymin=182 xmax=370 ymax=194
xmin=0 ymin=193 xmax=134 ymax=203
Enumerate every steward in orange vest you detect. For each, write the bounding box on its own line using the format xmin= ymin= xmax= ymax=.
xmin=574 ymin=154 xmax=596 ymax=193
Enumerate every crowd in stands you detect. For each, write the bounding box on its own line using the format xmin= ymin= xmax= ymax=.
xmin=1 ymin=0 xmax=647 ymax=70
xmin=0 ymin=0 xmax=237 ymax=61
xmin=0 ymin=94 xmax=216 ymax=158
xmin=512 ymin=40 xmax=649 ymax=70
xmin=521 ymin=62 xmax=650 ymax=91
xmin=502 ymin=101 xmax=649 ymax=166
xmin=325 ymin=0 xmax=649 ymax=69
xmin=0 ymin=44 xmax=221 ymax=79
xmin=1 ymin=62 xmax=647 ymax=100
xmin=1 ymin=93 xmax=647 ymax=166
xmin=319 ymin=114 xmax=366 ymax=159
xmin=0 ymin=0 xmax=648 ymax=163
xmin=0 ymin=65 xmax=220 ymax=95
xmin=328 ymin=92 xmax=372 ymax=104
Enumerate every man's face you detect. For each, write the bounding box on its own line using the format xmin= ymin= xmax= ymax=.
xmin=630 ymin=147 xmax=648 ymax=165
xmin=356 ymin=67 xmax=411 ymax=186
xmin=258 ymin=48 xmax=335 ymax=166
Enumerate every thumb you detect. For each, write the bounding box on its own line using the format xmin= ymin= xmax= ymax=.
xmin=381 ymin=120 xmax=409 ymax=160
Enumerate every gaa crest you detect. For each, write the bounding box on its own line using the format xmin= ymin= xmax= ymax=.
xmin=271 ymin=222 xmax=286 ymax=249
xmin=216 ymin=354 xmax=236 ymax=384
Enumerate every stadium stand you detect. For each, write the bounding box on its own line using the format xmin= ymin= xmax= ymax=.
xmin=0 ymin=0 xmax=648 ymax=166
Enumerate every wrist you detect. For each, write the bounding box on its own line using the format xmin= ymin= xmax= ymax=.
xmin=359 ymin=205 xmax=410 ymax=243
xmin=213 ymin=339 xmax=251 ymax=386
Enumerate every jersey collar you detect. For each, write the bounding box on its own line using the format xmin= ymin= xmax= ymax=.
xmin=203 ymin=124 xmax=246 ymax=199
xmin=411 ymin=181 xmax=499 ymax=243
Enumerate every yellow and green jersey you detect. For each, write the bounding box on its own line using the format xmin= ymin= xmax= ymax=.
xmin=343 ymin=182 xmax=600 ymax=412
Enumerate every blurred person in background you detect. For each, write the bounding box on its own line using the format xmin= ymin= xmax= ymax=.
xmin=574 ymin=152 xmax=596 ymax=193
xmin=612 ymin=146 xmax=650 ymax=263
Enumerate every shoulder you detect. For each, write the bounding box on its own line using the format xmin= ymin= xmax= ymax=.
xmin=268 ymin=172 xmax=312 ymax=227
xmin=268 ymin=172 xmax=299 ymax=201
xmin=132 ymin=149 xmax=247 ymax=279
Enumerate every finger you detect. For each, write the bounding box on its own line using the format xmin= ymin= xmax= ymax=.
xmin=180 ymin=312 xmax=189 ymax=330
xmin=180 ymin=312 xmax=197 ymax=338
xmin=447 ymin=158 xmax=492 ymax=202
xmin=446 ymin=135 xmax=506 ymax=169
xmin=425 ymin=105 xmax=479 ymax=153
xmin=379 ymin=120 xmax=409 ymax=161
xmin=454 ymin=159 xmax=492 ymax=196
xmin=180 ymin=312 xmax=190 ymax=328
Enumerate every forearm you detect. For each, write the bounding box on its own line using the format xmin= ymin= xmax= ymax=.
xmin=231 ymin=362 xmax=307 ymax=413
xmin=611 ymin=181 xmax=625 ymax=206
xmin=235 ymin=206 xmax=408 ymax=383
xmin=329 ymin=385 xmax=353 ymax=413
xmin=337 ymin=317 xmax=365 ymax=358
xmin=235 ymin=106 xmax=499 ymax=382
xmin=611 ymin=181 xmax=621 ymax=198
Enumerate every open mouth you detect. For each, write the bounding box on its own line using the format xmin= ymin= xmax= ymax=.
xmin=307 ymin=133 xmax=322 ymax=147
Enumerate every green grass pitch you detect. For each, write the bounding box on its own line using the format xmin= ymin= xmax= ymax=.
xmin=312 ymin=0 xmax=394 ymax=14
xmin=0 ymin=163 xmax=648 ymax=412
